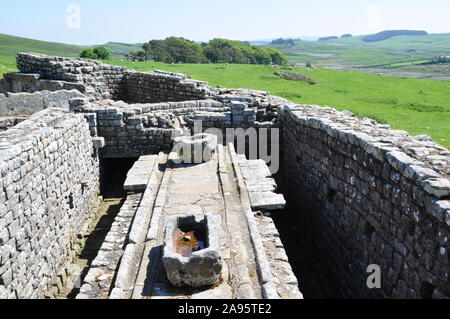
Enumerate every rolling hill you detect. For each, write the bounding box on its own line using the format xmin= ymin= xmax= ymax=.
xmin=0 ymin=34 xmax=142 ymax=58
xmin=0 ymin=33 xmax=82 ymax=57
xmin=269 ymin=33 xmax=450 ymax=68
xmin=99 ymin=42 xmax=144 ymax=56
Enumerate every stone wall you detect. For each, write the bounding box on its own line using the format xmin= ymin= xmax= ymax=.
xmin=278 ymin=104 xmax=450 ymax=299
xmin=124 ymin=70 xmax=215 ymax=103
xmin=70 ymin=99 xmax=221 ymax=158
xmin=0 ymin=80 xmax=8 ymax=93
xmin=0 ymin=90 xmax=84 ymax=117
xmin=69 ymin=98 xmax=264 ymax=158
xmin=2 ymin=73 xmax=86 ymax=94
xmin=16 ymin=53 xmax=126 ymax=100
xmin=0 ymin=108 xmax=101 ymax=299
xmin=14 ymin=54 xmax=215 ymax=103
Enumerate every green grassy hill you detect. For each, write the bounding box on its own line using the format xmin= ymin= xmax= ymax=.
xmin=0 ymin=33 xmax=82 ymax=57
xmin=272 ymin=33 xmax=450 ymax=68
xmin=110 ymin=60 xmax=450 ymax=147
xmin=0 ymin=56 xmax=18 ymax=75
xmin=0 ymin=34 xmax=141 ymax=58
xmin=99 ymin=42 xmax=143 ymax=57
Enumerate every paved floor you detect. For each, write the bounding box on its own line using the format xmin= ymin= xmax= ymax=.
xmin=131 ymin=146 xmax=262 ymax=299
xmin=77 ymin=144 xmax=302 ymax=299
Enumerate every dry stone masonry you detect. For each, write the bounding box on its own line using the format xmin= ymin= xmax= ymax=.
xmin=0 ymin=52 xmax=449 ymax=299
xmin=0 ymin=108 xmax=101 ymax=298
xmin=279 ymin=104 xmax=450 ymax=298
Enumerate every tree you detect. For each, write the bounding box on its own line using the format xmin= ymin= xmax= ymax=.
xmin=79 ymin=47 xmax=111 ymax=60
xmin=142 ymin=43 xmax=151 ymax=61
xmin=143 ymin=37 xmax=207 ymax=63
xmin=125 ymin=37 xmax=288 ymax=66
xmin=93 ymin=47 xmax=111 ymax=60
xmin=265 ymin=48 xmax=288 ymax=65
xmin=79 ymin=48 xmax=97 ymax=59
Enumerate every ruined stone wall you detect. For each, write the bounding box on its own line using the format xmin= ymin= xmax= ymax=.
xmin=0 ymin=90 xmax=84 ymax=117
xmin=124 ymin=70 xmax=215 ymax=103
xmin=14 ymin=54 xmax=215 ymax=103
xmin=16 ymin=53 xmax=126 ymax=100
xmin=2 ymin=73 xmax=86 ymax=94
xmin=69 ymin=97 xmax=267 ymax=158
xmin=0 ymin=108 xmax=101 ymax=299
xmin=0 ymin=80 xmax=8 ymax=93
xmin=278 ymin=104 xmax=450 ymax=299
xmin=70 ymin=98 xmax=227 ymax=158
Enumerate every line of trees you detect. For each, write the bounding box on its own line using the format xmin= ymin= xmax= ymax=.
xmin=270 ymin=38 xmax=295 ymax=46
xmin=363 ymin=30 xmax=428 ymax=43
xmin=126 ymin=37 xmax=287 ymax=65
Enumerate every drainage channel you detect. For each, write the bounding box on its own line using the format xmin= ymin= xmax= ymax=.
xmin=57 ymin=158 xmax=138 ymax=299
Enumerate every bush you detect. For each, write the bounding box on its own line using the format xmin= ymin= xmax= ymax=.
xmin=79 ymin=48 xmax=97 ymax=59
xmin=79 ymin=47 xmax=111 ymax=60
xmin=93 ymin=47 xmax=111 ymax=60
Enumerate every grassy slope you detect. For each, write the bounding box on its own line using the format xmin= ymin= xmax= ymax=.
xmin=0 ymin=34 xmax=140 ymax=58
xmin=0 ymin=34 xmax=82 ymax=57
xmin=0 ymin=56 xmax=18 ymax=76
xmin=99 ymin=42 xmax=143 ymax=56
xmin=111 ymin=60 xmax=450 ymax=147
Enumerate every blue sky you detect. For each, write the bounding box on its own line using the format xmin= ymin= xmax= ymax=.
xmin=1 ymin=0 xmax=450 ymax=45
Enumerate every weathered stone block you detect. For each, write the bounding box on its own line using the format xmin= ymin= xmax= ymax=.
xmin=162 ymin=215 xmax=222 ymax=288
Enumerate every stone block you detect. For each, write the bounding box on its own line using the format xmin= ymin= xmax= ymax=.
xmin=162 ymin=215 xmax=222 ymax=288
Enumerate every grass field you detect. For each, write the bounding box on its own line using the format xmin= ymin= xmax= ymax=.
xmin=0 ymin=56 xmax=17 ymax=76
xmin=272 ymin=34 xmax=450 ymax=68
xmin=110 ymin=60 xmax=450 ymax=147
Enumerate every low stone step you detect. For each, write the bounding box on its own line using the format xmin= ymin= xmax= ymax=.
xmin=123 ymin=155 xmax=158 ymax=193
xmin=249 ymin=191 xmax=286 ymax=211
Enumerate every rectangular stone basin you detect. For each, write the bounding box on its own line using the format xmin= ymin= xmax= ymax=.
xmin=162 ymin=215 xmax=222 ymax=287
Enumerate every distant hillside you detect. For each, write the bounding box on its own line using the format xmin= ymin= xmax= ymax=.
xmin=100 ymin=42 xmax=143 ymax=56
xmin=270 ymin=31 xmax=450 ymax=61
xmin=0 ymin=34 xmax=141 ymax=58
xmin=363 ymin=30 xmax=428 ymax=43
xmin=0 ymin=33 xmax=82 ymax=57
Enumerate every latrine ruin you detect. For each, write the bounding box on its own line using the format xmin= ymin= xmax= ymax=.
xmin=0 ymin=53 xmax=449 ymax=299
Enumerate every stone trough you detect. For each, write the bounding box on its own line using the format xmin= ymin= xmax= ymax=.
xmin=173 ymin=133 xmax=217 ymax=164
xmin=162 ymin=215 xmax=222 ymax=288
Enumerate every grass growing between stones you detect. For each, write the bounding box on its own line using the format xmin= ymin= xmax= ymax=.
xmin=111 ymin=60 xmax=450 ymax=147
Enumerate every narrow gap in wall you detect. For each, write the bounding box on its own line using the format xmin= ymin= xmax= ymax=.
xmin=63 ymin=157 xmax=138 ymax=299
xmin=420 ymin=282 xmax=435 ymax=299
xmin=364 ymin=222 xmax=376 ymax=236
xmin=403 ymin=218 xmax=416 ymax=236
xmin=100 ymin=158 xmax=139 ymax=197
xmin=326 ymin=188 xmax=337 ymax=203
